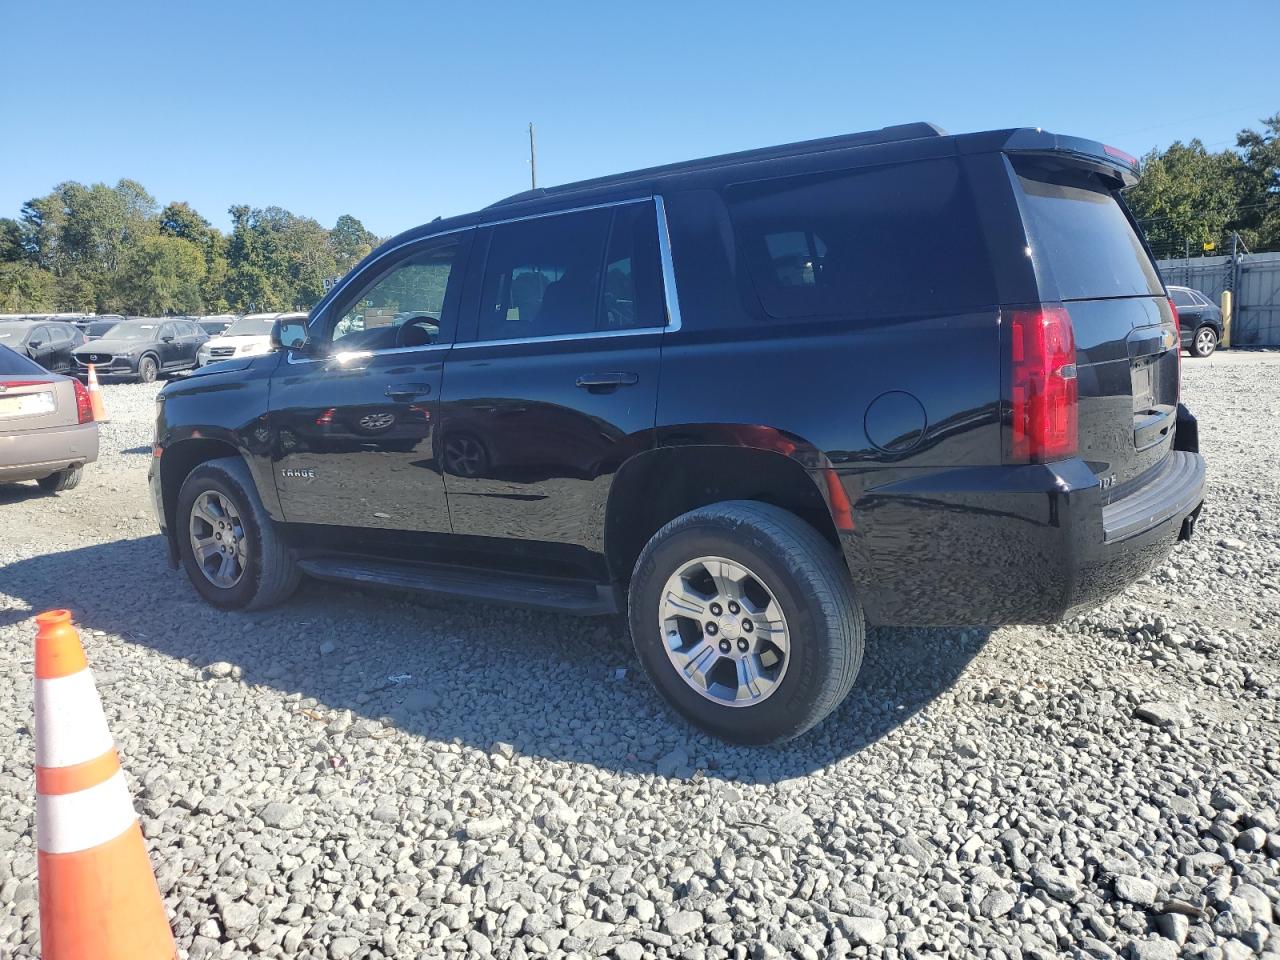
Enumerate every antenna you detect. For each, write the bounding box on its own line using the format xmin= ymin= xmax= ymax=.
xmin=528 ymin=122 xmax=537 ymax=190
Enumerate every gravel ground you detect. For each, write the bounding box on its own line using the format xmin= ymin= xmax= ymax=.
xmin=1 ymin=353 xmax=1278 ymax=960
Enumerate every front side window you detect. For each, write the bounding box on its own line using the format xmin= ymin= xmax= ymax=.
xmin=478 ymin=208 xmax=611 ymax=341
xmin=329 ymin=235 xmax=463 ymax=351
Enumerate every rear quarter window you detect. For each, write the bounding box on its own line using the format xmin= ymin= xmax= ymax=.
xmin=1015 ymin=162 xmax=1163 ymax=301
xmin=725 ymin=158 xmax=996 ymax=321
xmin=0 ymin=344 xmax=44 ymax=375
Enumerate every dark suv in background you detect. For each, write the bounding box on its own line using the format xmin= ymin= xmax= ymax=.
xmin=73 ymin=318 xmax=207 ymax=382
xmin=1168 ymin=285 xmax=1224 ymax=358
xmin=150 ymin=123 xmax=1204 ymax=743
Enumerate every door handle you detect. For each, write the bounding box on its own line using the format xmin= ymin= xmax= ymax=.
xmin=385 ymin=383 xmax=433 ymax=400
xmin=575 ymin=372 xmax=639 ymax=391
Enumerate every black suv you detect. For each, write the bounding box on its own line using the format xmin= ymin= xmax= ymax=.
xmin=1168 ymin=285 xmax=1224 ymax=358
xmin=74 ymin=318 xmax=207 ymax=382
xmin=150 ymin=123 xmax=1205 ymax=743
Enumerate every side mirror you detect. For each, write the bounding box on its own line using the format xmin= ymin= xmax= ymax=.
xmin=160 ymin=335 xmax=174 ymax=343
xmin=28 ymin=339 xmax=43 ymax=348
xmin=273 ymin=318 xmax=310 ymax=351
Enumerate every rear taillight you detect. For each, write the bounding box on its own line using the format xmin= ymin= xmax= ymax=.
xmin=1007 ymin=304 xmax=1078 ymax=463
xmin=1167 ymin=297 xmax=1182 ymax=401
xmin=72 ymin=378 xmax=94 ymax=424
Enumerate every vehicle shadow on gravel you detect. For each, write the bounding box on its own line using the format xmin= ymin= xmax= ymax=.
xmin=1 ymin=535 xmax=991 ymax=783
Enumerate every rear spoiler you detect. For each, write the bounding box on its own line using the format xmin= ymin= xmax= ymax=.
xmin=1000 ymin=129 xmax=1140 ymax=187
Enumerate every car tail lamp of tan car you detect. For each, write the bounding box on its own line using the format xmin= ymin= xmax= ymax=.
xmin=72 ymin=378 xmax=94 ymax=423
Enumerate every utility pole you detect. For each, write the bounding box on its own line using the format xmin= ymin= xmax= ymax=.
xmin=528 ymin=122 xmax=538 ymax=190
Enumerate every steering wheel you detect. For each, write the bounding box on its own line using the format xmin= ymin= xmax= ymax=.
xmin=396 ymin=315 xmax=440 ymax=348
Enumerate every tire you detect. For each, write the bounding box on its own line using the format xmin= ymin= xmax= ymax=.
xmin=176 ymin=456 xmax=301 ymax=610
xmin=1191 ymin=325 xmax=1218 ymax=358
xmin=137 ymin=355 xmax=159 ymax=383
xmin=628 ymin=500 xmax=864 ymax=744
xmin=37 ymin=465 xmax=82 ymax=493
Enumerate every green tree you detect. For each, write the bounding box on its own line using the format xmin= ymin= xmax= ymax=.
xmin=18 ymin=179 xmax=157 ymax=310
xmin=1234 ymin=113 xmax=1280 ymax=251
xmin=1126 ymin=140 xmax=1245 ymax=258
xmin=118 ymin=234 xmax=206 ymax=314
xmin=330 ymin=214 xmax=378 ymax=273
xmin=0 ymin=263 xmax=55 ymax=312
xmin=225 ymin=205 xmax=338 ymax=310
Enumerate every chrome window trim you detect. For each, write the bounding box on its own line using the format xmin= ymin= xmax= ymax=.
xmin=452 ymin=326 xmax=665 ymax=350
xmin=475 ymin=196 xmax=648 ymax=229
xmin=654 ymin=195 xmax=683 ymax=332
xmin=285 ymin=342 xmax=453 ymax=365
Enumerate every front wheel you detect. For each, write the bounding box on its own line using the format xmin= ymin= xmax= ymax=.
xmin=628 ymin=501 xmax=864 ymax=744
xmin=137 ymin=355 xmax=159 ymax=382
xmin=1191 ymin=325 xmax=1218 ymax=358
xmin=176 ymin=457 xmax=300 ymax=610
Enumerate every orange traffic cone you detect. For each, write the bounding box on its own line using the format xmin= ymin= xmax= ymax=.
xmin=33 ymin=609 xmax=176 ymax=960
xmin=85 ymin=364 xmax=108 ymax=422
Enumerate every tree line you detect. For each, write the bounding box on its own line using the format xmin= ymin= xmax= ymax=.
xmin=1 ymin=113 xmax=1276 ymax=314
xmin=0 ymin=183 xmax=381 ymax=315
xmin=1123 ymin=112 xmax=1278 ymax=261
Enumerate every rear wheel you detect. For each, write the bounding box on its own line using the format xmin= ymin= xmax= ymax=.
xmin=176 ymin=457 xmax=300 ymax=610
xmin=36 ymin=465 xmax=82 ymax=493
xmin=628 ymin=501 xmax=864 ymax=744
xmin=1192 ymin=325 xmax=1218 ymax=358
xmin=137 ymin=355 xmax=159 ymax=383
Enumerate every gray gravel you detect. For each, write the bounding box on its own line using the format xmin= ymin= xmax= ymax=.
xmin=2 ymin=354 xmax=1279 ymax=960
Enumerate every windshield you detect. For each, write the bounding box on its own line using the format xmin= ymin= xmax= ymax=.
xmin=224 ymin=316 xmax=277 ymax=337
xmin=105 ymin=323 xmax=160 ymax=340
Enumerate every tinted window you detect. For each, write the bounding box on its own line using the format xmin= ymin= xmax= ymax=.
xmin=726 ymin=158 xmax=996 ymax=321
xmin=1015 ymin=163 xmax=1163 ymax=300
xmin=478 ymin=208 xmax=611 ymax=341
xmin=600 ymin=202 xmax=667 ymax=330
xmin=330 ymin=234 xmax=463 ymax=349
xmin=1193 ymin=290 xmax=1216 ymax=307
xmin=0 ymin=344 xmax=43 ymax=375
xmin=1170 ymin=289 xmax=1195 ymax=307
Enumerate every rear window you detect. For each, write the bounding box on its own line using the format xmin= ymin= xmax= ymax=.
xmin=0 ymin=344 xmax=44 ymax=375
xmin=725 ymin=158 xmax=996 ymax=321
xmin=1015 ymin=163 xmax=1163 ymax=301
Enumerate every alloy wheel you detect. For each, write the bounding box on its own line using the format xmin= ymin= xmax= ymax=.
xmin=658 ymin=556 xmax=790 ymax=707
xmin=189 ymin=490 xmax=247 ymax=588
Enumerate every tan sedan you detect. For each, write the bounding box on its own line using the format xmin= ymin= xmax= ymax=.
xmin=0 ymin=344 xmax=98 ymax=492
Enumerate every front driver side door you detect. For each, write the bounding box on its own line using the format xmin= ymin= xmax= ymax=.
xmin=268 ymin=229 xmax=473 ymax=537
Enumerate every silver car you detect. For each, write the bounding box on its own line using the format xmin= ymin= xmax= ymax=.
xmin=0 ymin=344 xmax=99 ymax=492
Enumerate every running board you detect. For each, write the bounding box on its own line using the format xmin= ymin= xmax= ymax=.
xmin=296 ymin=556 xmax=618 ymax=616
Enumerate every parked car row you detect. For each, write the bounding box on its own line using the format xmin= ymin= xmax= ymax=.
xmin=0 ymin=313 xmax=309 ymax=381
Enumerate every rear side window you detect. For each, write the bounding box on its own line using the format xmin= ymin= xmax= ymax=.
xmin=0 ymin=344 xmax=44 ymax=374
xmin=1169 ymin=289 xmax=1195 ymax=307
xmin=479 ymin=208 xmax=611 ymax=341
xmin=1015 ymin=163 xmax=1163 ymax=301
xmin=600 ymin=202 xmax=666 ymax=331
xmin=726 ymin=158 xmax=996 ymax=321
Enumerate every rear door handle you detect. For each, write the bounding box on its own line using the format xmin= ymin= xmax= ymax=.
xmin=385 ymin=383 xmax=433 ymax=400
xmin=575 ymin=372 xmax=639 ymax=391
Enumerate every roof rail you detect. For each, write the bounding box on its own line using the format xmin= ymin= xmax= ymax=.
xmin=486 ymin=122 xmax=947 ymax=208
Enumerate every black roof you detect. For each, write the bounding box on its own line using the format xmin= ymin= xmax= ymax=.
xmin=487 ymin=121 xmax=948 ymax=208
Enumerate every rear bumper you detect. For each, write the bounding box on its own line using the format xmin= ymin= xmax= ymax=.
xmin=837 ymin=413 xmax=1205 ymax=626
xmin=0 ymin=422 xmax=99 ymax=480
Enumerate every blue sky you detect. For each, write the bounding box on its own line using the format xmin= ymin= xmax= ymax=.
xmin=2 ymin=0 xmax=1277 ymax=239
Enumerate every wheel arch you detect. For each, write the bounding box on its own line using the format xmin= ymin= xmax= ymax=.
xmin=603 ymin=443 xmax=846 ymax=587
xmin=159 ymin=438 xmax=249 ymax=555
